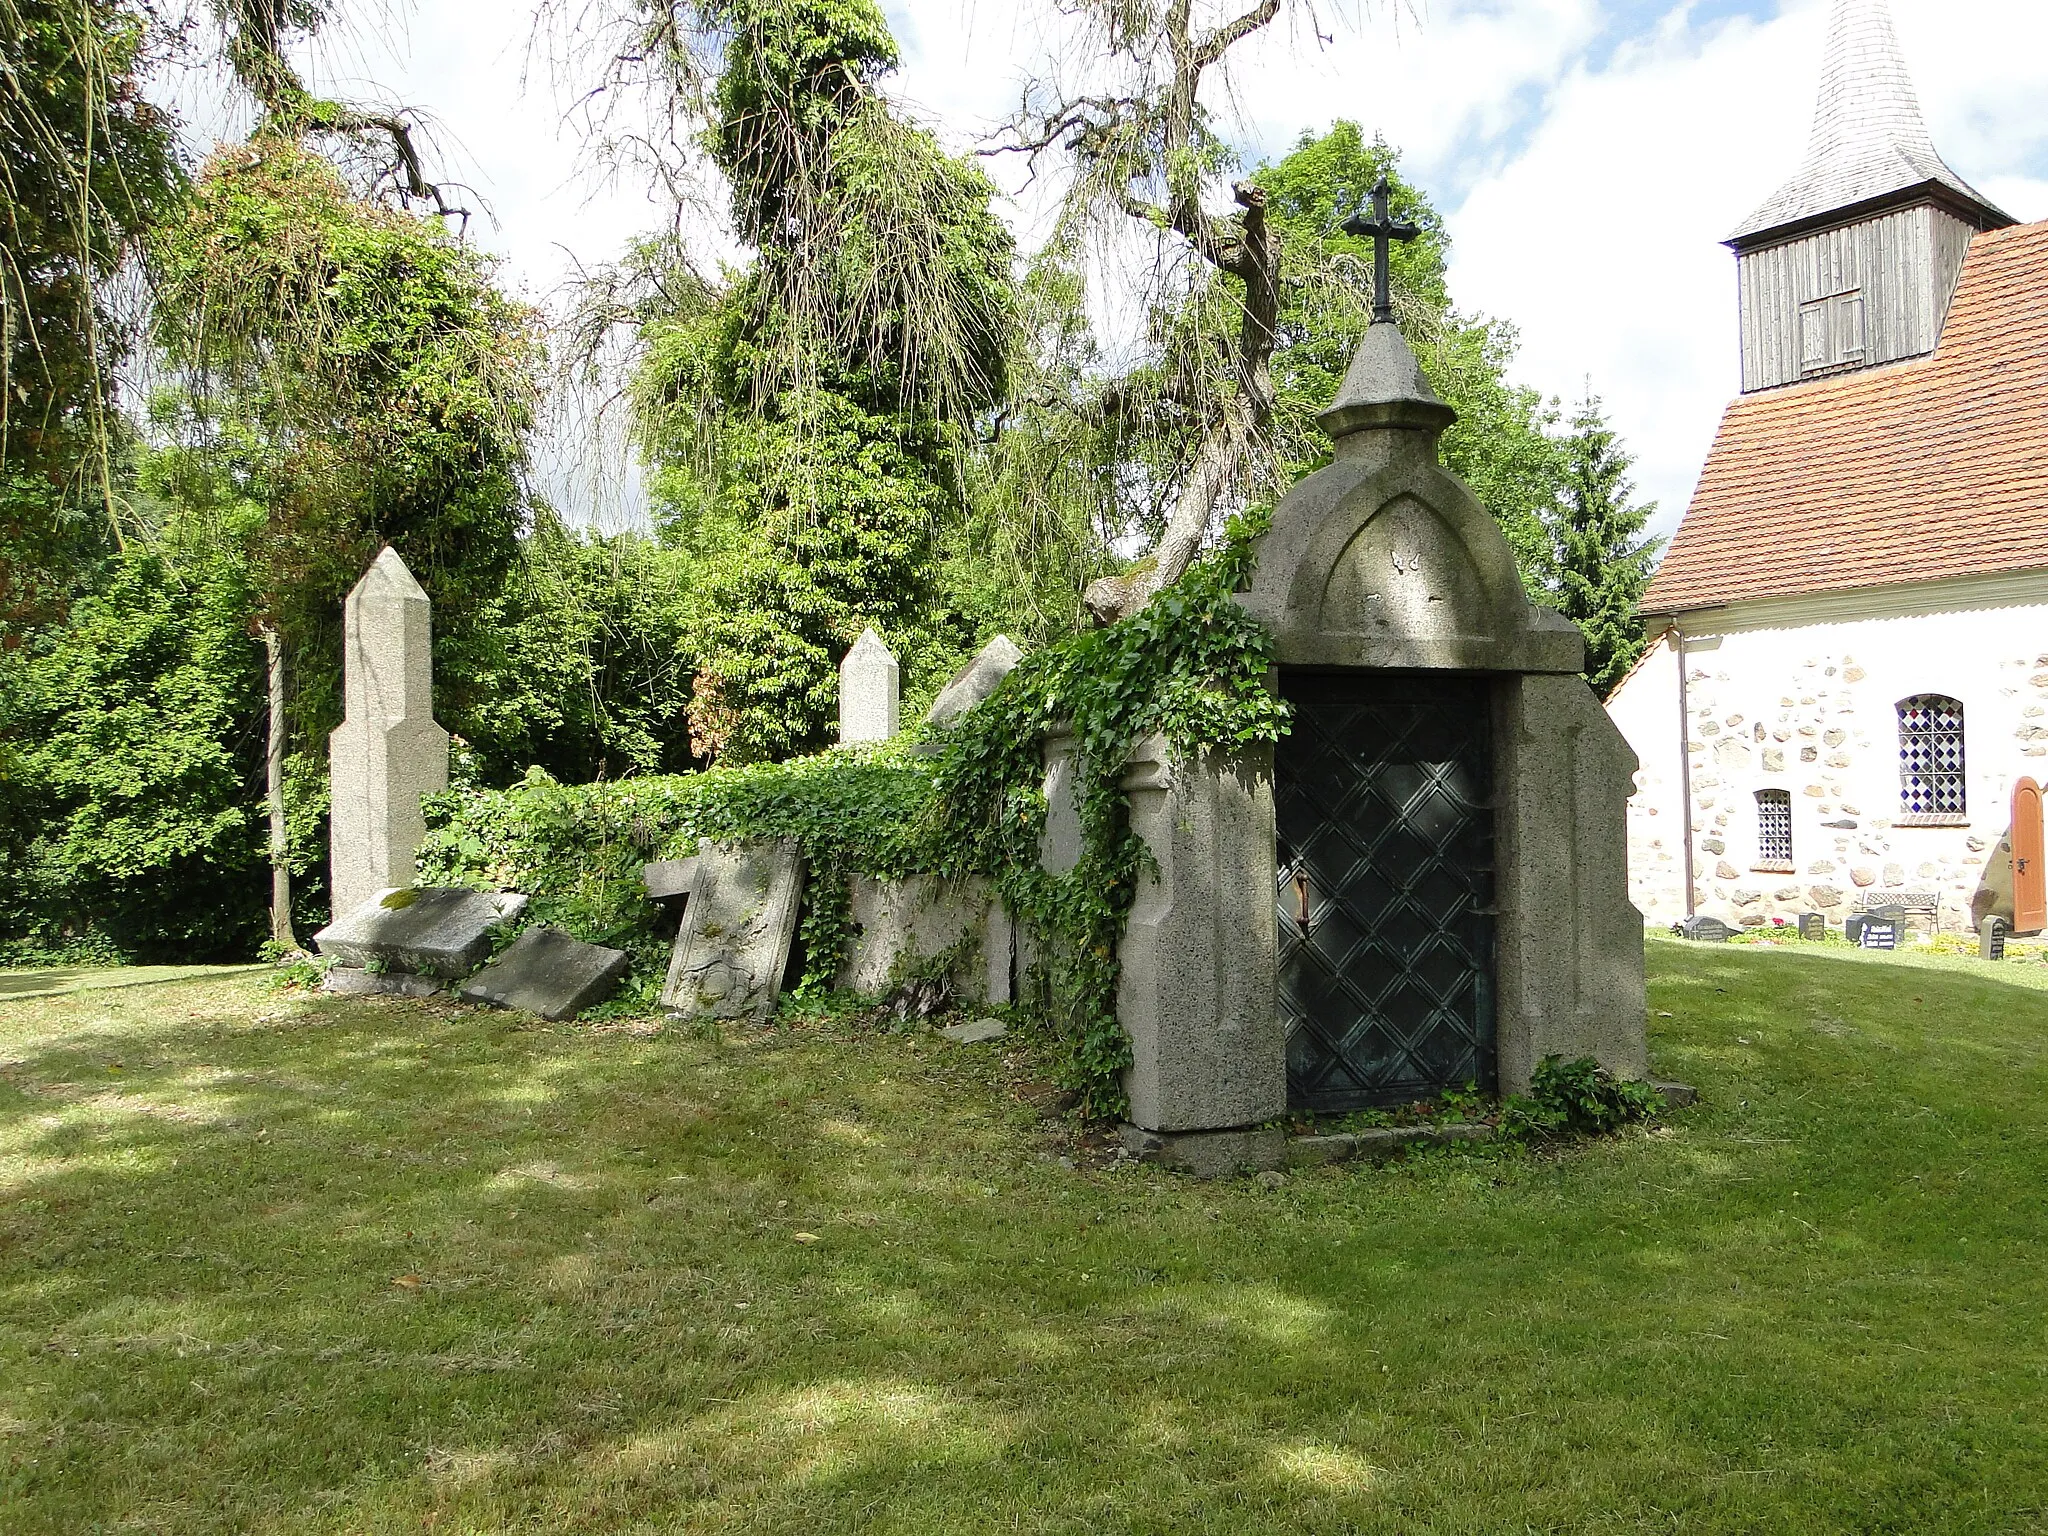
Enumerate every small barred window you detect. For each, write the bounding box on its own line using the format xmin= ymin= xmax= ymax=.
xmin=1756 ymin=789 xmax=1792 ymax=865
xmin=1898 ymin=695 xmax=1966 ymax=816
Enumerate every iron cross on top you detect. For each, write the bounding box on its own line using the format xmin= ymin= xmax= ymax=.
xmin=1341 ymin=176 xmax=1419 ymax=325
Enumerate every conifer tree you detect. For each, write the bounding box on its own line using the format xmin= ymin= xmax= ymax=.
xmin=1548 ymin=389 xmax=1661 ymax=697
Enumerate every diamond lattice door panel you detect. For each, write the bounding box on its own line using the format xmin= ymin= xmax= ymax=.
xmin=1275 ymin=671 xmax=1496 ymax=1112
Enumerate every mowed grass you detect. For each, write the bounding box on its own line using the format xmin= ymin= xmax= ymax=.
xmin=2 ymin=938 xmax=2046 ymax=1533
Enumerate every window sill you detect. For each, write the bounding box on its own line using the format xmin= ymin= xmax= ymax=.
xmin=1750 ymin=861 xmax=1796 ymax=874
xmin=1895 ymin=814 xmax=1969 ymax=828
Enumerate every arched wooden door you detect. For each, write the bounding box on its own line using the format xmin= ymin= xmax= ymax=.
xmin=2014 ymin=778 xmax=2046 ymax=936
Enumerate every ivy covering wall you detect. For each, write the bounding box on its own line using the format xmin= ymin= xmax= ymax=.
xmin=418 ymin=516 xmax=1287 ymax=1115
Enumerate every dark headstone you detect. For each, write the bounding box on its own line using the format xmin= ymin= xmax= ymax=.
xmin=1858 ymin=918 xmax=1901 ymax=951
xmin=1844 ymin=913 xmax=1866 ymax=945
xmin=1797 ymin=912 xmax=1826 ymax=941
xmin=457 ymin=925 xmax=631 ymax=1021
xmin=1981 ymin=915 xmax=2008 ymax=961
xmin=1677 ymin=915 xmax=1735 ymax=943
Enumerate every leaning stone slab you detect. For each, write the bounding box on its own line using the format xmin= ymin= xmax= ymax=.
xmin=458 ymin=926 xmax=630 ymax=1022
xmin=1285 ymin=1122 xmax=1493 ymax=1169
xmin=313 ymin=887 xmax=528 ymax=979
xmin=660 ymin=840 xmax=804 ymax=1023
xmin=642 ymin=856 xmax=700 ymax=901
xmin=1120 ymin=1124 xmax=1286 ymax=1177
xmin=926 ymin=635 xmax=1022 ymax=727
xmin=837 ymin=873 xmax=1012 ymax=1006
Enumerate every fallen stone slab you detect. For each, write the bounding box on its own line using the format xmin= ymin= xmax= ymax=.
xmin=313 ymin=887 xmax=528 ymax=979
xmin=660 ymin=840 xmax=805 ymax=1023
xmin=1651 ymin=1079 xmax=1699 ymax=1109
xmin=937 ymin=1017 xmax=1008 ymax=1044
xmin=324 ymin=966 xmax=444 ymax=999
xmin=642 ymin=856 xmax=700 ymax=901
xmin=1120 ymin=1124 xmax=1286 ymax=1177
xmin=457 ymin=926 xmax=631 ymax=1022
xmin=1285 ymin=1122 xmax=1494 ymax=1169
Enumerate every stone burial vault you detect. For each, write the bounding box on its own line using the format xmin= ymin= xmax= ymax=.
xmin=1104 ymin=316 xmax=1648 ymax=1173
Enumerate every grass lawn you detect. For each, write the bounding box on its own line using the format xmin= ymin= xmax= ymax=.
xmin=3 ymin=937 xmax=2046 ymax=1533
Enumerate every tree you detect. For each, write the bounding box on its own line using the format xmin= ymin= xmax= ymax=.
xmin=567 ymin=0 xmax=1018 ymax=762
xmin=1547 ymin=389 xmax=1661 ymax=696
xmin=147 ymin=139 xmax=538 ymax=934
xmin=0 ymin=0 xmax=180 ymax=625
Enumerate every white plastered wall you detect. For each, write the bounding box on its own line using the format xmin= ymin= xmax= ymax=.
xmin=1606 ymin=574 xmax=2048 ymax=934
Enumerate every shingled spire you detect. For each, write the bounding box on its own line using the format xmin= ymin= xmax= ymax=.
xmin=1728 ymin=0 xmax=2007 ymax=248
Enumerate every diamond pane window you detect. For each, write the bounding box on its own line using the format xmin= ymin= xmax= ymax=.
xmin=1756 ymin=789 xmax=1792 ymax=864
xmin=1898 ymin=695 xmax=1966 ymax=815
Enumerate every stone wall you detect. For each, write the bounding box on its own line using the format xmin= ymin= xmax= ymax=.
xmin=1608 ymin=581 xmax=2048 ymax=933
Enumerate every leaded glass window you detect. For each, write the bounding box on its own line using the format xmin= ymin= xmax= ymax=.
xmin=1898 ymin=695 xmax=1966 ymax=816
xmin=1756 ymin=789 xmax=1792 ymax=865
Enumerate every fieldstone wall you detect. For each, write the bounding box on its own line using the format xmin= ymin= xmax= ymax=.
xmin=1606 ymin=594 xmax=2048 ymax=934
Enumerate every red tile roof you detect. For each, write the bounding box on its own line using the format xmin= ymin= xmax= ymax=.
xmin=1642 ymin=217 xmax=2048 ymax=615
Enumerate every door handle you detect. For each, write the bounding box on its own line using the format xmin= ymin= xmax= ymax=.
xmin=1294 ymin=872 xmax=1312 ymax=927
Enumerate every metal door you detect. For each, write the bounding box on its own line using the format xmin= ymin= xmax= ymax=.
xmin=2014 ymin=777 xmax=2045 ymax=936
xmin=1275 ymin=671 xmax=1496 ymax=1112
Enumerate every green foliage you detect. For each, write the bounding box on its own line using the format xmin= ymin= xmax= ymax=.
xmin=1546 ymin=389 xmax=1662 ymax=696
xmin=0 ymin=547 xmax=267 ymax=961
xmin=459 ymin=513 xmax=699 ymax=783
xmin=147 ymin=138 xmax=538 ymax=749
xmin=0 ymin=0 xmax=182 ymax=624
xmin=622 ymin=0 xmax=1017 ymax=762
xmin=1499 ymin=1054 xmax=1665 ymax=1141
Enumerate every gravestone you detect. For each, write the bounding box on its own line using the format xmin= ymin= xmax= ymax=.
xmin=1678 ymin=914 xmax=1735 ymax=942
xmin=642 ymin=856 xmax=700 ymax=902
xmin=837 ymin=873 xmax=1013 ymax=1006
xmin=1844 ymin=913 xmax=1867 ymax=945
xmin=315 ymin=887 xmax=528 ymax=978
xmin=329 ymin=548 xmax=449 ymax=918
xmin=660 ymin=840 xmax=804 ymax=1022
xmin=458 ymin=926 xmax=630 ymax=1020
xmin=1980 ymin=914 xmax=2007 ymax=961
xmin=1858 ymin=917 xmax=1901 ymax=950
xmin=927 ymin=635 xmax=1022 ymax=727
xmin=1798 ymin=912 xmax=1826 ymax=941
xmin=839 ymin=627 xmax=900 ymax=744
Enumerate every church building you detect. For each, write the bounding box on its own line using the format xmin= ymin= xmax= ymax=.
xmin=1607 ymin=0 xmax=2048 ymax=938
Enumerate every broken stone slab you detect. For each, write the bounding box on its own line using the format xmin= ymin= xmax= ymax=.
xmin=457 ymin=926 xmax=631 ymax=1022
xmin=642 ymin=856 xmax=700 ymax=901
xmin=1651 ymin=1079 xmax=1699 ymax=1109
xmin=937 ymin=1017 xmax=1008 ymax=1044
xmin=925 ymin=635 xmax=1022 ymax=728
xmin=659 ymin=840 xmax=804 ymax=1023
xmin=322 ymin=966 xmax=444 ymax=999
xmin=837 ymin=873 xmax=1013 ymax=1006
xmin=313 ymin=887 xmax=528 ymax=979
xmin=1120 ymin=1123 xmax=1286 ymax=1177
xmin=1285 ymin=1123 xmax=1493 ymax=1169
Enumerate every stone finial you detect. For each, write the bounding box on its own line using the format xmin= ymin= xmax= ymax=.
xmin=839 ymin=627 xmax=900 ymax=744
xmin=926 ymin=635 xmax=1023 ymax=728
xmin=1317 ymin=320 xmax=1456 ymax=443
xmin=328 ymin=547 xmax=450 ymax=917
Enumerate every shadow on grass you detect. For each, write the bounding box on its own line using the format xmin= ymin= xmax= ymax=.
xmin=2 ymin=953 xmax=2047 ymax=1532
xmin=0 ymin=964 xmax=267 ymax=1001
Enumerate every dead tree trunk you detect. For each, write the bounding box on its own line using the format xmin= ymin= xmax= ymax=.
xmin=262 ymin=626 xmax=298 ymax=954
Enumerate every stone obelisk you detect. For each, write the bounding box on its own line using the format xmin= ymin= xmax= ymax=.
xmin=838 ymin=627 xmax=900 ymax=744
xmin=329 ymin=547 xmax=449 ymax=917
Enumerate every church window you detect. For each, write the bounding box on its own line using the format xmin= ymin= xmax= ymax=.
xmin=1799 ymin=289 xmax=1867 ymax=374
xmin=1897 ymin=695 xmax=1966 ymax=819
xmin=1755 ymin=790 xmax=1793 ymax=870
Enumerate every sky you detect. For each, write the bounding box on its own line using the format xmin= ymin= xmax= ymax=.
xmin=255 ymin=0 xmax=2048 ymax=539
